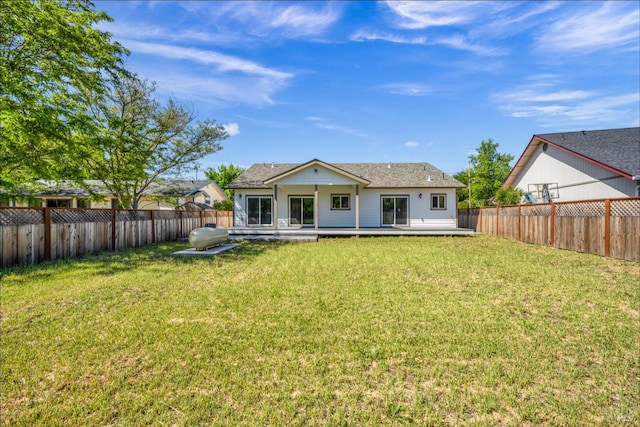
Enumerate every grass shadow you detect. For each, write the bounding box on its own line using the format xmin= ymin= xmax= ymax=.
xmin=0 ymin=240 xmax=294 ymax=282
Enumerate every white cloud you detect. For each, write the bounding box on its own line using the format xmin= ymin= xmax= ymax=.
xmin=501 ymin=89 xmax=594 ymax=103
xmin=404 ymin=141 xmax=420 ymax=148
xmin=433 ymin=34 xmax=505 ymax=56
xmin=385 ymin=1 xmax=483 ymax=29
xmin=306 ymin=117 xmax=367 ymax=138
xmin=222 ymin=123 xmax=240 ymax=137
xmin=537 ymin=2 xmax=640 ymax=53
xmin=351 ymin=29 xmax=503 ymax=55
xmin=118 ymin=41 xmax=293 ymax=107
xmin=350 ymin=30 xmax=426 ymax=44
xmin=380 ymin=83 xmax=432 ymax=97
xmin=123 ymin=40 xmax=292 ymax=80
xmin=136 ymin=70 xmax=287 ymax=108
xmin=269 ymin=3 xmax=340 ymax=37
xmin=209 ymin=1 xmax=341 ymax=39
xmin=470 ymin=2 xmax=562 ymax=38
xmin=101 ymin=21 xmax=245 ymax=46
xmin=495 ymin=82 xmax=639 ymax=127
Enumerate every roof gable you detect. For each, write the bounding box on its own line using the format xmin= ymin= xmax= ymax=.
xmin=263 ymin=159 xmax=370 ymax=186
xmin=504 ymin=127 xmax=640 ymax=188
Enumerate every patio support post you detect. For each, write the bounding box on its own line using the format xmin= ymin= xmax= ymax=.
xmin=355 ymin=185 xmax=360 ymax=230
xmin=314 ymin=185 xmax=318 ymax=229
xmin=273 ymin=185 xmax=278 ymax=229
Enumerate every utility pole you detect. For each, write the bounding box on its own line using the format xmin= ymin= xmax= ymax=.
xmin=468 ymin=162 xmax=472 ymax=208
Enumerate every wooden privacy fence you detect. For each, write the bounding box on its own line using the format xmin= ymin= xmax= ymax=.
xmin=472 ymin=197 xmax=640 ymax=262
xmin=457 ymin=208 xmax=481 ymax=230
xmin=0 ymin=208 xmax=233 ymax=268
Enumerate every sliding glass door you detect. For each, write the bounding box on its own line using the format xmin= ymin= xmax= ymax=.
xmin=289 ymin=196 xmax=314 ymax=226
xmin=247 ymin=196 xmax=272 ymax=225
xmin=381 ymin=196 xmax=408 ymax=226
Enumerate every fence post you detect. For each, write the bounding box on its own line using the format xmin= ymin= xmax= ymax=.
xmin=517 ymin=205 xmax=522 ymax=242
xmin=179 ymin=210 xmax=183 ymax=238
xmin=604 ymin=199 xmax=611 ymax=258
xmin=477 ymin=208 xmax=483 ymax=233
xmin=44 ymin=208 xmax=52 ymax=261
xmin=111 ymin=209 xmax=117 ymax=251
xmin=495 ymin=206 xmax=500 ymax=237
xmin=550 ymin=203 xmax=555 ymax=247
xmin=151 ymin=210 xmax=156 ymax=244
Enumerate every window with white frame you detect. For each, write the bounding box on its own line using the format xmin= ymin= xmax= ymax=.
xmin=431 ymin=193 xmax=446 ymax=210
xmin=331 ymin=194 xmax=350 ymax=210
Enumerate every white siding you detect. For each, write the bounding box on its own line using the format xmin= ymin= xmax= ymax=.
xmin=359 ymin=188 xmax=458 ymax=228
xmin=233 ymin=186 xmax=458 ymax=228
xmin=318 ymin=186 xmax=356 ymax=228
xmin=233 ymin=189 xmax=275 ymax=227
xmin=275 ymin=165 xmax=360 ymax=186
xmin=513 ymin=144 xmax=636 ymax=201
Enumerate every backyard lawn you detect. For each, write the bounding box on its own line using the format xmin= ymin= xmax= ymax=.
xmin=1 ymin=235 xmax=638 ymax=426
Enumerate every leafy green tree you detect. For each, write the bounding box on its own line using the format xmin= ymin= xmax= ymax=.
xmin=495 ymin=186 xmax=524 ymax=206
xmin=0 ymin=0 xmax=128 ymax=191
xmin=454 ymin=139 xmax=515 ymax=207
xmin=79 ymin=74 xmax=229 ymax=209
xmin=213 ymin=199 xmax=234 ymax=211
xmin=205 ymin=163 xmax=245 ymax=200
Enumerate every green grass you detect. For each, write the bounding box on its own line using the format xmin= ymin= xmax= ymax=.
xmin=1 ymin=235 xmax=638 ymax=426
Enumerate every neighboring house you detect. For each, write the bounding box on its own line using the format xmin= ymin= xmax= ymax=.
xmin=144 ymin=180 xmax=228 ymax=210
xmin=227 ymin=159 xmax=465 ymax=229
xmin=1 ymin=180 xmax=228 ymax=209
xmin=503 ymin=127 xmax=640 ymax=202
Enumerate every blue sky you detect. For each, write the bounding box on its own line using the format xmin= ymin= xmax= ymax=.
xmin=97 ymin=1 xmax=640 ymax=177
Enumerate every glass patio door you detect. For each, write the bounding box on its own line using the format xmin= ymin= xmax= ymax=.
xmin=381 ymin=196 xmax=408 ymax=226
xmin=289 ymin=197 xmax=314 ymax=226
xmin=247 ymin=196 xmax=272 ymax=225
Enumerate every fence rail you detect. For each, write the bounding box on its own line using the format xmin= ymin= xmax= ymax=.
xmin=463 ymin=198 xmax=639 ymax=262
xmin=1 ymin=208 xmax=233 ymax=268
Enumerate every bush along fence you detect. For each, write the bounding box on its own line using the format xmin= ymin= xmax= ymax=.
xmin=466 ymin=197 xmax=640 ymax=262
xmin=0 ymin=208 xmax=233 ymax=268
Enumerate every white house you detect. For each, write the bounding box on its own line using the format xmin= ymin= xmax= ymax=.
xmin=503 ymin=127 xmax=640 ymax=202
xmin=227 ymin=159 xmax=465 ymax=229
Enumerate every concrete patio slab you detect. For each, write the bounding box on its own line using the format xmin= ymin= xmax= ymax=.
xmin=171 ymin=243 xmax=240 ymax=256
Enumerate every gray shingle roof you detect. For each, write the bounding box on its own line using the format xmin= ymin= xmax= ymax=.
xmin=228 ymin=161 xmax=465 ymax=189
xmin=151 ymin=180 xmax=219 ymax=196
xmin=536 ymin=127 xmax=640 ymax=178
xmin=10 ymin=180 xmax=222 ymax=198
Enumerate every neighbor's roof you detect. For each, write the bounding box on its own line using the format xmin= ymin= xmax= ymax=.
xmin=228 ymin=159 xmax=465 ymax=189
xmin=9 ymin=179 xmax=228 ymax=200
xmin=503 ymin=127 xmax=640 ymax=188
xmin=152 ymin=180 xmax=226 ymax=198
